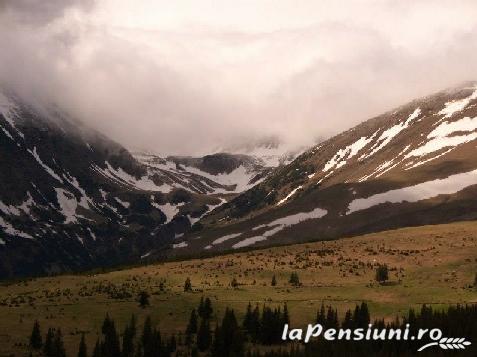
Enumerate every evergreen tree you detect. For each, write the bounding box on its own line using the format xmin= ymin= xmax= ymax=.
xmin=141 ymin=316 xmax=153 ymax=352
xmin=197 ymin=318 xmax=211 ymax=351
xmin=375 ymin=264 xmax=389 ymax=284
xmin=243 ymin=303 xmax=253 ymax=333
xmin=138 ymin=291 xmax=150 ymax=308
xmin=271 ymin=275 xmax=277 ymax=287
xmin=474 ymin=273 xmax=477 ymax=288
xmin=167 ymin=334 xmax=177 ymax=353
xmin=101 ymin=316 xmax=120 ymax=357
xmin=43 ymin=328 xmax=55 ymax=357
xmin=122 ymin=315 xmax=136 ymax=357
xmin=212 ymin=308 xmax=244 ymax=357
xmin=53 ymin=329 xmax=67 ymax=357
xmin=289 ymin=272 xmax=300 ymax=287
xmin=283 ymin=303 xmax=290 ymax=325
xmin=92 ymin=339 xmax=102 ymax=357
xmin=198 ymin=297 xmax=205 ymax=318
xmin=186 ymin=309 xmax=198 ymax=335
xmin=203 ymin=297 xmax=213 ymax=320
xmin=184 ymin=277 xmax=192 ymax=292
xmin=231 ymin=277 xmax=239 ymax=288
xmin=316 ymin=303 xmax=326 ymax=325
xmin=78 ymin=333 xmax=87 ymax=357
xmin=29 ymin=320 xmax=42 ymax=349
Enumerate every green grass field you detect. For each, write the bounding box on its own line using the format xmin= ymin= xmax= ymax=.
xmin=1 ymin=221 xmax=477 ymax=356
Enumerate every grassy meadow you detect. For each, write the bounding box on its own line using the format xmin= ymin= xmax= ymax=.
xmin=1 ymin=221 xmax=476 ymax=356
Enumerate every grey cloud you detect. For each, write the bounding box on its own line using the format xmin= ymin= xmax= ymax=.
xmin=1 ymin=1 xmax=477 ymax=155
xmin=0 ymin=0 xmax=94 ymax=25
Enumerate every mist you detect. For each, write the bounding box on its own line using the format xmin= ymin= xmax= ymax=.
xmin=1 ymin=0 xmax=477 ymax=155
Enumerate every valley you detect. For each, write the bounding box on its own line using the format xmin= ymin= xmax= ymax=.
xmin=1 ymin=221 xmax=476 ymax=355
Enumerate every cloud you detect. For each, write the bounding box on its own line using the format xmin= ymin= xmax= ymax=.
xmin=0 ymin=0 xmax=94 ymax=25
xmin=1 ymin=0 xmax=477 ymax=155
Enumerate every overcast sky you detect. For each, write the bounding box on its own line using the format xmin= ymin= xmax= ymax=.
xmin=1 ymin=0 xmax=477 ymax=155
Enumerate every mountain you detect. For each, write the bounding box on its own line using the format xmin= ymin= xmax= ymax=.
xmin=172 ymin=82 xmax=477 ymax=254
xmin=0 ymin=89 xmax=300 ymax=278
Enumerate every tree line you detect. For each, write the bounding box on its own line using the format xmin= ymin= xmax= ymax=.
xmin=28 ymin=298 xmax=477 ymax=356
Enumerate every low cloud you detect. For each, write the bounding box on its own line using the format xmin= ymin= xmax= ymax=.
xmin=1 ymin=1 xmax=477 ymax=155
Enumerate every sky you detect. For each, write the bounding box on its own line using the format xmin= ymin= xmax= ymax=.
xmin=1 ymin=0 xmax=477 ymax=155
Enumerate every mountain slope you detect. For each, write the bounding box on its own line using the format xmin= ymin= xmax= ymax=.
xmin=174 ymin=82 xmax=477 ymax=254
xmin=0 ymin=90 xmax=225 ymax=278
xmin=0 ymin=90 xmax=300 ymax=278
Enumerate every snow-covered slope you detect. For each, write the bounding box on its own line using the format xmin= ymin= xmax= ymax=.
xmin=0 ymin=90 xmax=222 ymax=278
xmin=176 ymin=82 xmax=477 ymax=254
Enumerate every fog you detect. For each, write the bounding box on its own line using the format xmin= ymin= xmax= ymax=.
xmin=1 ymin=0 xmax=477 ymax=155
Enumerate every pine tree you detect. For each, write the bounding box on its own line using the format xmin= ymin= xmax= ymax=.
xmin=186 ymin=309 xmax=198 ymax=335
xmin=474 ymin=273 xmax=477 ymax=288
xmin=92 ymin=339 xmax=102 ymax=357
xmin=43 ymin=328 xmax=55 ymax=357
xmin=289 ymin=272 xmax=300 ymax=287
xmin=203 ymin=297 xmax=213 ymax=320
xmin=101 ymin=316 xmax=120 ymax=357
xmin=316 ymin=303 xmax=326 ymax=325
xmin=29 ymin=320 xmax=42 ymax=349
xmin=231 ymin=277 xmax=239 ymax=288
xmin=53 ymin=329 xmax=67 ymax=357
xmin=243 ymin=302 xmax=253 ymax=334
xmin=375 ymin=264 xmax=389 ymax=284
xmin=283 ymin=303 xmax=290 ymax=325
xmin=122 ymin=315 xmax=136 ymax=357
xmin=141 ymin=316 xmax=153 ymax=353
xmin=184 ymin=277 xmax=192 ymax=292
xmin=198 ymin=297 xmax=205 ymax=318
xmin=197 ymin=318 xmax=211 ymax=351
xmin=78 ymin=333 xmax=87 ymax=357
xmin=138 ymin=291 xmax=150 ymax=308
xmin=271 ymin=275 xmax=277 ymax=286
xmin=167 ymin=334 xmax=177 ymax=353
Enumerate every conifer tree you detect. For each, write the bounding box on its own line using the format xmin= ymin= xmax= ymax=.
xmin=43 ymin=328 xmax=55 ymax=357
xmin=101 ymin=316 xmax=120 ymax=357
xmin=289 ymin=272 xmax=300 ymax=287
xmin=198 ymin=297 xmax=205 ymax=318
xmin=203 ymin=297 xmax=213 ymax=320
xmin=197 ymin=318 xmax=211 ymax=351
xmin=186 ymin=309 xmax=198 ymax=335
xmin=138 ymin=291 xmax=150 ymax=308
xmin=29 ymin=320 xmax=42 ymax=349
xmin=122 ymin=315 xmax=136 ymax=357
xmin=92 ymin=339 xmax=102 ymax=357
xmin=271 ymin=275 xmax=277 ymax=286
xmin=184 ymin=277 xmax=192 ymax=292
xmin=375 ymin=264 xmax=389 ymax=284
xmin=77 ymin=333 xmax=87 ymax=357
xmin=53 ymin=329 xmax=67 ymax=357
xmin=283 ymin=303 xmax=290 ymax=325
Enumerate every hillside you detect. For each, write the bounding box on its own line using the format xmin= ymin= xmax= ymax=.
xmin=0 ymin=221 xmax=476 ymax=356
xmin=0 ymin=90 xmax=291 ymax=279
xmin=173 ymin=83 xmax=477 ymax=254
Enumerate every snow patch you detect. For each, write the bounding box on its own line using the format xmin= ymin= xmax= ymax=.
xmin=277 ymin=185 xmax=302 ymax=205
xmin=406 ymin=116 xmax=477 ymax=158
xmin=438 ymin=87 xmax=477 ymax=118
xmin=173 ymin=241 xmax=188 ymax=249
xmin=55 ymin=188 xmax=78 ymax=223
xmin=28 ymin=147 xmax=64 ymax=183
xmin=324 ymin=134 xmax=376 ymax=172
xmin=232 ymin=207 xmax=328 ymax=249
xmin=212 ymin=233 xmax=242 ymax=245
xmin=115 ymin=197 xmax=130 ymax=208
xmin=362 ymin=108 xmax=421 ymax=159
xmin=348 ymin=169 xmax=477 ymax=214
